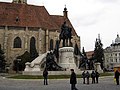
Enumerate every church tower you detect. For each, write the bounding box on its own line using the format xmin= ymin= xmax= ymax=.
xmin=63 ymin=5 xmax=68 ymax=18
xmin=13 ymin=0 xmax=27 ymax=4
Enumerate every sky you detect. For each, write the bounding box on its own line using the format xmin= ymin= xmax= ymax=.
xmin=0 ymin=0 xmax=120 ymax=51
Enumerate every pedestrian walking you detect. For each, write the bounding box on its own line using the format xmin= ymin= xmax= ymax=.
xmin=86 ymin=71 xmax=90 ymax=84
xmin=95 ymin=70 xmax=100 ymax=83
xmin=115 ymin=70 xmax=120 ymax=85
xmin=82 ymin=71 xmax=86 ymax=84
xmin=91 ymin=71 xmax=96 ymax=84
xmin=43 ymin=68 xmax=48 ymax=85
xmin=70 ymin=69 xmax=78 ymax=90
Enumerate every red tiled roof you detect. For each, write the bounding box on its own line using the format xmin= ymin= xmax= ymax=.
xmin=50 ymin=15 xmax=77 ymax=36
xmin=0 ymin=2 xmax=58 ymax=29
xmin=0 ymin=2 xmax=77 ymax=35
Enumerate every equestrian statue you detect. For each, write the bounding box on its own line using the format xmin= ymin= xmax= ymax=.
xmin=59 ymin=21 xmax=72 ymax=47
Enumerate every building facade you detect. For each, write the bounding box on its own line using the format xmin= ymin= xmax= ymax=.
xmin=104 ymin=34 xmax=120 ymax=70
xmin=0 ymin=0 xmax=80 ymax=69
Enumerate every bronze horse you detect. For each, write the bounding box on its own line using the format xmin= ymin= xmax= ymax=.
xmin=59 ymin=21 xmax=72 ymax=47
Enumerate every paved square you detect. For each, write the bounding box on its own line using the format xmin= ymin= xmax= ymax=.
xmin=0 ymin=76 xmax=120 ymax=90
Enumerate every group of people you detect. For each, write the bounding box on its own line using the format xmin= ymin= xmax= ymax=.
xmin=42 ymin=68 xmax=99 ymax=90
xmin=42 ymin=68 xmax=120 ymax=90
xmin=43 ymin=68 xmax=78 ymax=90
xmin=82 ymin=70 xmax=100 ymax=84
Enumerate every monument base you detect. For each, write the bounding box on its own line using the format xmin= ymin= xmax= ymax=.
xmin=59 ymin=47 xmax=77 ymax=70
xmin=94 ymin=62 xmax=103 ymax=73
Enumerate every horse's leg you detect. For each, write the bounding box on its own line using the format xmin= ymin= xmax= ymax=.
xmin=66 ymin=38 xmax=68 ymax=46
xmin=63 ymin=39 xmax=65 ymax=47
xmin=59 ymin=39 xmax=61 ymax=46
xmin=69 ymin=38 xmax=72 ymax=47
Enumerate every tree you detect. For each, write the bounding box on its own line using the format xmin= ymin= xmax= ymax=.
xmin=0 ymin=44 xmax=6 ymax=72
xmin=93 ymin=35 xmax=104 ymax=69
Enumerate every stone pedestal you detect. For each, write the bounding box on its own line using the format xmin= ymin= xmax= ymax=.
xmin=59 ymin=47 xmax=77 ymax=70
xmin=24 ymin=62 xmax=31 ymax=71
xmin=94 ymin=62 xmax=103 ymax=73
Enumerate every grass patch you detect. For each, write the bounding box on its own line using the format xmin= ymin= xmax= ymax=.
xmin=9 ymin=75 xmax=43 ymax=79
xmin=100 ymin=72 xmax=114 ymax=77
xmin=8 ymin=75 xmax=71 ymax=79
xmin=8 ymin=72 xmax=113 ymax=79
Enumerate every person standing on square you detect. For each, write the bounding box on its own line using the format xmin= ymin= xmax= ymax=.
xmin=86 ymin=71 xmax=90 ymax=84
xmin=70 ymin=69 xmax=78 ymax=90
xmin=82 ymin=71 xmax=86 ymax=84
xmin=43 ymin=68 xmax=48 ymax=85
xmin=95 ymin=70 xmax=100 ymax=83
xmin=91 ymin=71 xmax=96 ymax=84
xmin=115 ymin=70 xmax=120 ymax=85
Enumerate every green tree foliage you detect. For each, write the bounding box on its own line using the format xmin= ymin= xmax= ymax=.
xmin=93 ymin=38 xmax=104 ymax=69
xmin=0 ymin=44 xmax=6 ymax=72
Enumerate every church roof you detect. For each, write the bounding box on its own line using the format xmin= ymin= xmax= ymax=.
xmin=50 ymin=15 xmax=77 ymax=35
xmin=0 ymin=2 xmax=59 ymax=30
xmin=0 ymin=2 xmax=77 ymax=36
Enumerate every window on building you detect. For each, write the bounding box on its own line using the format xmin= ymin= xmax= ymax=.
xmin=13 ymin=37 xmax=22 ymax=48
xmin=116 ymin=59 xmax=117 ymax=62
xmin=30 ymin=37 xmax=36 ymax=51
xmin=111 ymin=54 xmax=112 ymax=56
xmin=30 ymin=37 xmax=38 ymax=60
xmin=107 ymin=60 xmax=108 ymax=62
xmin=49 ymin=39 xmax=54 ymax=50
xmin=110 ymin=59 xmax=113 ymax=62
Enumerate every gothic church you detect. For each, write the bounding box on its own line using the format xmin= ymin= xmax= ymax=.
xmin=0 ymin=0 xmax=80 ymax=70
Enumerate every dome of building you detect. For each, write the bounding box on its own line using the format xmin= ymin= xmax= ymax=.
xmin=115 ymin=34 xmax=120 ymax=44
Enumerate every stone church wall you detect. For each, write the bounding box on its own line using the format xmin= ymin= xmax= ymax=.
xmin=0 ymin=26 xmax=47 ymax=68
xmin=0 ymin=26 xmax=80 ymax=71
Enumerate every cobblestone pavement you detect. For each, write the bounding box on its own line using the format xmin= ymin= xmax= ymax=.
xmin=0 ymin=76 xmax=120 ymax=90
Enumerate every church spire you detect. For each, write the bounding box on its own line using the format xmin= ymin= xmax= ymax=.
xmin=13 ymin=0 xmax=27 ymax=4
xmin=63 ymin=5 xmax=68 ymax=18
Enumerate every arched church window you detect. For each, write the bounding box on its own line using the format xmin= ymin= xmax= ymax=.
xmin=30 ymin=37 xmax=36 ymax=45
xmin=49 ymin=39 xmax=54 ymax=50
xmin=13 ymin=37 xmax=22 ymax=48
xmin=30 ymin=37 xmax=38 ymax=60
